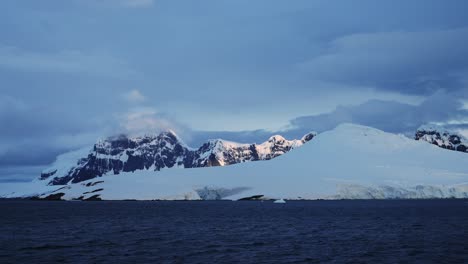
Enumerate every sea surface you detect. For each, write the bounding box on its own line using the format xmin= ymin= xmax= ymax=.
xmin=0 ymin=200 xmax=467 ymax=263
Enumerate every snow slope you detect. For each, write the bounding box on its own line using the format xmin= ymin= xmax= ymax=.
xmin=2 ymin=124 xmax=468 ymax=200
xmin=39 ymin=147 xmax=92 ymax=182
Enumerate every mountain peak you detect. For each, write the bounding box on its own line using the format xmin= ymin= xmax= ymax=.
xmin=267 ymin=135 xmax=286 ymax=143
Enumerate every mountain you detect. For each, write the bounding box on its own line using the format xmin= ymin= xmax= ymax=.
xmin=415 ymin=124 xmax=468 ymax=153
xmin=2 ymin=124 xmax=468 ymax=200
xmin=39 ymin=130 xmax=316 ymax=185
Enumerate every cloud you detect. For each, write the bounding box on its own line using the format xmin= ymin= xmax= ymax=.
xmin=0 ymin=166 xmax=47 ymax=183
xmin=123 ymin=89 xmax=146 ymax=103
xmin=0 ymin=95 xmax=27 ymax=115
xmin=79 ymin=0 xmax=154 ymax=9
xmin=0 ymin=95 xmax=114 ymax=167
xmin=286 ymin=91 xmax=468 ymax=137
xmin=119 ymin=90 xmax=191 ymax=138
xmin=190 ymin=91 xmax=468 ymax=145
xmin=118 ymin=107 xmax=190 ymax=139
xmin=298 ymin=28 xmax=468 ymax=95
xmin=0 ymin=45 xmax=138 ymax=78
xmin=120 ymin=0 xmax=154 ymax=8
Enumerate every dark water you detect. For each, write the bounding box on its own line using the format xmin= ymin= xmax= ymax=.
xmin=0 ymin=200 xmax=467 ymax=264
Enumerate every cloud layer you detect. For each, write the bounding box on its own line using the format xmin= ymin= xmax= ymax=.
xmin=299 ymin=28 xmax=468 ymax=95
xmin=287 ymin=91 xmax=467 ymax=137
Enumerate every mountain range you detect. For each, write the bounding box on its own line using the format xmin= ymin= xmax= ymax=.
xmin=39 ymin=131 xmax=316 ymax=185
xmin=1 ymin=123 xmax=468 ymax=200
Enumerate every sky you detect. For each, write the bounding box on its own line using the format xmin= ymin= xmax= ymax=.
xmin=1 ymin=0 xmax=468 ymax=181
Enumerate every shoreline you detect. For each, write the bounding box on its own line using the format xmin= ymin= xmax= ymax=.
xmin=1 ymin=197 xmax=468 ymax=202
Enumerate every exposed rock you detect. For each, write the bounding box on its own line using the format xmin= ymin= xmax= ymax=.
xmin=41 ymin=193 xmax=65 ymax=201
xmin=415 ymin=125 xmax=468 ymax=153
xmin=238 ymin=195 xmax=264 ymax=201
xmin=83 ymin=188 xmax=104 ymax=194
xmin=84 ymin=181 xmax=104 ymax=187
xmin=84 ymin=195 xmax=102 ymax=201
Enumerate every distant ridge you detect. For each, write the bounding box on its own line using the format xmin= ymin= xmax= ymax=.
xmin=415 ymin=124 xmax=468 ymax=153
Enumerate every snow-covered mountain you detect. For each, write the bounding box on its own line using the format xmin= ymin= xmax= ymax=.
xmin=415 ymin=124 xmax=468 ymax=153
xmin=39 ymin=130 xmax=316 ymax=185
xmin=3 ymin=124 xmax=468 ymax=200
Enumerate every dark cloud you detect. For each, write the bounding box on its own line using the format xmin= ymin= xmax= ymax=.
xmin=0 ymin=94 xmax=189 ymax=167
xmin=0 ymin=166 xmax=46 ymax=183
xmin=287 ymin=91 xmax=468 ymax=137
xmin=299 ymin=28 xmax=468 ymax=95
xmin=189 ymin=91 xmax=468 ymax=146
xmin=0 ymin=95 xmax=114 ymax=167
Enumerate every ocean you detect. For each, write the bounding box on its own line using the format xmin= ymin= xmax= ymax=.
xmin=0 ymin=200 xmax=467 ymax=263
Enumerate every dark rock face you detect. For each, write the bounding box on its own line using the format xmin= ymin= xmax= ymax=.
xmin=41 ymin=193 xmax=65 ymax=201
xmin=415 ymin=126 xmax=468 ymax=153
xmin=39 ymin=170 xmax=57 ymax=180
xmin=40 ymin=131 xmax=316 ymax=185
xmin=85 ymin=181 xmax=104 ymax=187
xmin=457 ymin=145 xmax=467 ymax=152
xmin=238 ymin=195 xmax=264 ymax=201
xmin=83 ymin=188 xmax=104 ymax=194
xmin=84 ymin=194 xmax=102 ymax=201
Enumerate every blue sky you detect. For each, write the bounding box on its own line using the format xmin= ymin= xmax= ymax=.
xmin=1 ymin=0 xmax=468 ymax=181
